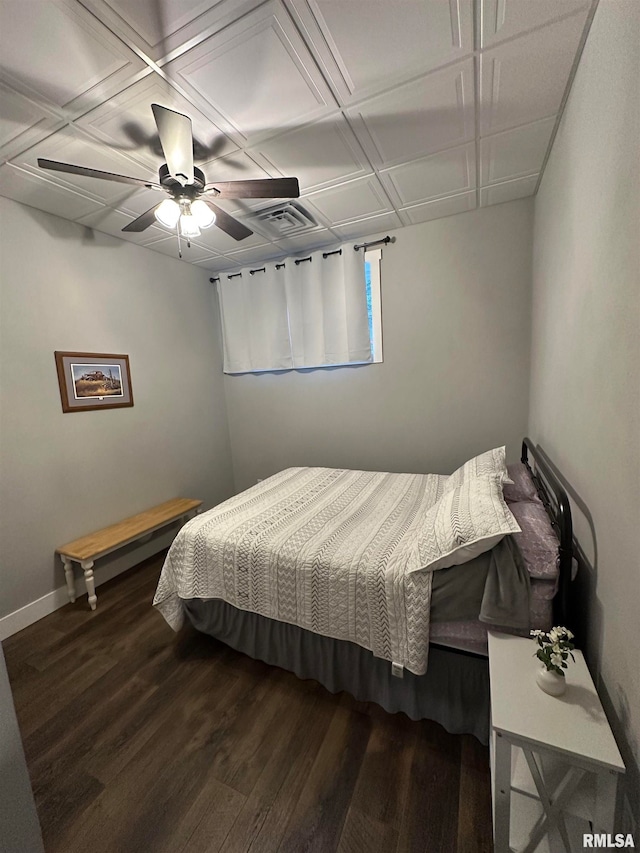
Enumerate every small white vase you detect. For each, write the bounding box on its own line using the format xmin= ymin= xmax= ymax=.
xmin=536 ymin=666 xmax=566 ymax=696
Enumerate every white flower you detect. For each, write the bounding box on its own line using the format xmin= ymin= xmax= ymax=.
xmin=551 ymin=652 xmax=564 ymax=667
xmin=530 ymin=629 xmax=544 ymax=638
xmin=550 ymin=626 xmax=573 ymax=643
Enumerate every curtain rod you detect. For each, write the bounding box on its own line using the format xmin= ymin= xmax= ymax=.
xmin=210 ymin=237 xmax=394 ymax=283
xmin=353 ymin=235 xmax=394 ymax=252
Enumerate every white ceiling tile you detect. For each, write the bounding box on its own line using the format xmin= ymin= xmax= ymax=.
xmin=74 ymin=205 xmax=166 ymax=243
xmin=251 ymin=116 xmax=371 ymax=193
xmin=481 ymin=0 xmax=591 ymax=48
xmin=0 ymin=0 xmax=146 ymax=114
xmin=380 ymin=143 xmax=475 ymax=207
xmin=399 ymin=191 xmax=476 ymax=225
xmin=12 ymin=127 xmax=159 ymax=206
xmin=74 ymin=205 xmax=130 ymax=233
xmin=0 ymin=83 xmax=65 ymax=161
xmin=479 ymin=175 xmax=538 ymax=206
xmin=347 ymin=60 xmax=475 ymax=168
xmin=329 ymin=212 xmax=402 ymax=241
xmin=222 ymin=244 xmax=287 ymax=266
xmin=0 ymin=163 xmax=104 ymax=220
xmin=81 ymin=0 xmax=266 ymax=63
xmin=92 ymin=0 xmax=216 ymax=53
xmin=143 ymin=235 xmax=221 ymax=261
xmin=480 ymin=16 xmax=587 ymax=136
xmin=167 ymin=1 xmax=337 ymax=145
xmin=192 ymin=255 xmax=241 ymax=273
xmin=304 ymin=176 xmax=392 ymax=226
xmin=75 ymin=74 xmax=238 ymax=173
xmin=286 ymin=0 xmax=473 ymax=104
xmin=200 ymin=150 xmax=274 ymax=183
xmin=480 ymin=117 xmax=555 ymax=185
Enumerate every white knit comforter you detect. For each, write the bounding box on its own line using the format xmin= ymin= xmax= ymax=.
xmin=153 ymin=467 xmax=447 ymax=675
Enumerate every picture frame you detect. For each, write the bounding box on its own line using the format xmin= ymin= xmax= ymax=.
xmin=54 ymin=351 xmax=134 ymax=413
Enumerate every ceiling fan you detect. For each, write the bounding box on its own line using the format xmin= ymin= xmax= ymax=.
xmin=37 ymin=104 xmax=300 ymax=251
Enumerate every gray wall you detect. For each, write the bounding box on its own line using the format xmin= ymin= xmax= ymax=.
xmin=223 ymin=199 xmax=534 ymax=492
xmin=0 ymin=197 xmax=235 ymax=619
xmin=529 ymin=0 xmax=640 ymax=822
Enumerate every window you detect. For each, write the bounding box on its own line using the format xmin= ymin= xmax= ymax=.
xmin=218 ymin=243 xmax=383 ymax=373
xmin=365 ymin=248 xmax=383 ymax=363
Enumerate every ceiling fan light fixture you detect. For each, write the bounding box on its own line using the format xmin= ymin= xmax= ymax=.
xmin=155 ymin=198 xmax=180 ymax=228
xmin=38 ymin=105 xmax=295 ymax=246
xmin=179 ymin=212 xmax=201 ymax=239
xmin=191 ymin=199 xmax=215 ymax=228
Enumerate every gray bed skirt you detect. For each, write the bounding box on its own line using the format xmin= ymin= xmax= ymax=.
xmin=183 ymin=599 xmax=490 ymax=744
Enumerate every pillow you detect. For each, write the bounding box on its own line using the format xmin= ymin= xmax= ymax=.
xmin=444 ymin=446 xmax=513 ymax=493
xmin=502 ymin=462 xmax=540 ymax=504
xmin=411 ymin=475 xmax=521 ymax=573
xmin=508 ymin=499 xmax=559 ymax=581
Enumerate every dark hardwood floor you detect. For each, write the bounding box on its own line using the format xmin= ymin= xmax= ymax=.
xmin=3 ymin=553 xmax=493 ymax=853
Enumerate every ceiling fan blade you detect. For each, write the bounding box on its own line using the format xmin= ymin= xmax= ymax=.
xmin=151 ymin=103 xmax=194 ymax=185
xmin=122 ymin=205 xmax=159 ymax=233
xmin=204 ymin=177 xmax=300 ymax=199
xmin=37 ymin=159 xmax=161 ymax=189
xmin=205 ymin=201 xmax=253 ymax=241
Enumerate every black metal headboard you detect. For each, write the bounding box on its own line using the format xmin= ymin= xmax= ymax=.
xmin=521 ymin=437 xmax=574 ymax=628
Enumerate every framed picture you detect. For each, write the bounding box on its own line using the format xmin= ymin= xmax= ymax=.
xmin=54 ymin=351 xmax=134 ymax=413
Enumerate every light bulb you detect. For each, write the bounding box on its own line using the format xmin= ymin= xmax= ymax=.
xmin=191 ymin=199 xmax=215 ymax=228
xmin=154 ymin=198 xmax=180 ymax=228
xmin=179 ymin=213 xmax=201 ymax=239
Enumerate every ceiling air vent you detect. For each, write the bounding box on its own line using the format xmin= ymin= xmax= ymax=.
xmin=252 ymin=201 xmax=317 ymax=235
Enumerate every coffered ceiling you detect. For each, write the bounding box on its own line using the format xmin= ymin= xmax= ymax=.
xmin=0 ymin=0 xmax=596 ymax=273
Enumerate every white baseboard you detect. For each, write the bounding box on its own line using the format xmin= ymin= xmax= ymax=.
xmin=0 ymin=530 xmax=175 ymax=641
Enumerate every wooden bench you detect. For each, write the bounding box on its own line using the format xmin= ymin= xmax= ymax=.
xmin=56 ymin=497 xmax=202 ymax=610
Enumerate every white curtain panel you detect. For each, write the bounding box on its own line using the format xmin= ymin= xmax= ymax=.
xmin=218 ymin=265 xmax=291 ymax=373
xmin=218 ymin=244 xmax=372 ymax=374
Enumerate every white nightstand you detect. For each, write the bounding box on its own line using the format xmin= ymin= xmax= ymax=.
xmin=488 ymin=631 xmax=625 ymax=853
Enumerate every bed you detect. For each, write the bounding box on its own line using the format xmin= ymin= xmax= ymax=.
xmin=153 ymin=438 xmax=573 ymax=743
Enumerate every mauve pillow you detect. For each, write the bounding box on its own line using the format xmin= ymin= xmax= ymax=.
xmin=502 ymin=462 xmax=540 ymax=504
xmin=509 ymin=500 xmax=559 ymax=581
